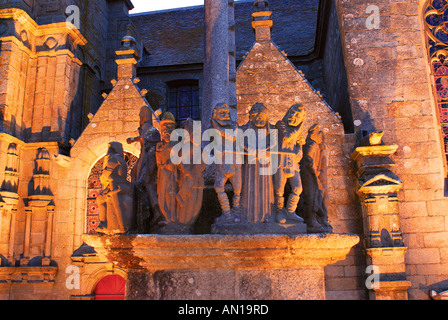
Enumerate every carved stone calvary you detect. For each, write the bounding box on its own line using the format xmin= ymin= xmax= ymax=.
xmin=96 ymin=142 xmax=134 ymax=235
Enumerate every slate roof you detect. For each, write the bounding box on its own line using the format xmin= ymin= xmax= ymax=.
xmin=131 ymin=0 xmax=320 ymax=68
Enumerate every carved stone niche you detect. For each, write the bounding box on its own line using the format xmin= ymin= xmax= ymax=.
xmin=0 ymin=143 xmax=20 ymax=265
xmin=29 ymin=148 xmax=53 ymax=207
xmin=0 ymin=105 xmax=11 ymax=135
xmin=0 ymin=143 xmax=19 ymax=204
xmin=21 ymin=148 xmax=55 ymax=267
xmin=351 ymin=132 xmax=411 ymax=300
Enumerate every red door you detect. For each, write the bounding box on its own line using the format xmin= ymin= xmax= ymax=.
xmin=94 ymin=275 xmax=126 ymax=300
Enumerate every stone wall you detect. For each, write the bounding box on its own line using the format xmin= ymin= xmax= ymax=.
xmin=336 ymin=0 xmax=448 ymax=299
xmin=0 ymin=9 xmax=86 ymax=143
xmin=0 ymin=0 xmax=38 ymax=17
xmin=322 ymin=0 xmax=353 ymax=133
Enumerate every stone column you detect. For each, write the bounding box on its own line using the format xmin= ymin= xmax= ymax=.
xmin=43 ymin=205 xmax=55 ymax=266
xmin=203 ymin=0 xmax=237 ymax=130
xmin=0 ymin=9 xmax=87 ymax=143
xmin=351 ymin=132 xmax=411 ymax=300
xmin=21 ymin=207 xmax=33 ymax=266
xmin=228 ymin=0 xmax=237 ymax=115
xmin=7 ymin=207 xmax=16 ymax=264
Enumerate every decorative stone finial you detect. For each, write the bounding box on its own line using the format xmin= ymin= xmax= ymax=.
xmin=121 ymin=24 xmax=136 ymax=49
xmin=115 ymin=24 xmax=139 ymax=79
xmin=252 ymin=0 xmax=272 ymax=41
xmin=254 ymin=0 xmax=269 ymax=11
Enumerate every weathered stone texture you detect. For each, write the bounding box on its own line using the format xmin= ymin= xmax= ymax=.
xmin=0 ymin=0 xmax=447 ymax=301
xmin=82 ymin=233 xmax=359 ymax=300
xmin=126 ymin=268 xmax=325 ymax=300
xmin=236 ymin=23 xmax=366 ymax=299
xmin=336 ymin=0 xmax=448 ymax=300
xmin=0 ymin=9 xmax=86 ymax=143
xmin=322 ymin=0 xmax=353 ymax=133
xmin=0 ymin=3 xmax=144 ymax=299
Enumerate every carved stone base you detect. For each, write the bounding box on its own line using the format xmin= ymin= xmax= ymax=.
xmin=370 ymin=280 xmax=412 ymax=300
xmin=366 ymin=247 xmax=410 ymax=300
xmin=211 ymin=221 xmax=307 ymax=235
xmin=82 ymin=233 xmax=359 ymax=300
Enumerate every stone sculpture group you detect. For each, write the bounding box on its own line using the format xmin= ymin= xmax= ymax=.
xmin=95 ymin=102 xmax=332 ymax=235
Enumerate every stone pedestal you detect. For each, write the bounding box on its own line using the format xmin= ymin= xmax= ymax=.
xmin=83 ymin=233 xmax=359 ymax=300
xmin=366 ymin=247 xmax=411 ymax=300
xmin=351 ymin=133 xmax=411 ymax=300
xmin=211 ymin=222 xmax=306 ymax=235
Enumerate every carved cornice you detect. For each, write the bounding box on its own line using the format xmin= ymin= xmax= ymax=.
xmin=0 ymin=266 xmax=57 ymax=284
xmin=83 ymin=233 xmax=360 ymax=271
xmin=0 ymin=8 xmax=87 ymax=47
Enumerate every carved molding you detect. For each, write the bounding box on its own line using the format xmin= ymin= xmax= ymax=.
xmin=0 ymin=8 xmax=87 ymax=48
xmin=83 ymin=233 xmax=360 ymax=271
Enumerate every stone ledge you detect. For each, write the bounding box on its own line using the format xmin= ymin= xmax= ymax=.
xmin=211 ymin=221 xmax=307 ymax=235
xmin=373 ymin=280 xmax=412 ymax=291
xmin=82 ymin=233 xmax=359 ymax=271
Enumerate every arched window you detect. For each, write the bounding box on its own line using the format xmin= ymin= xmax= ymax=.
xmin=94 ymin=275 xmax=126 ymax=300
xmin=167 ymin=80 xmax=200 ymax=123
xmin=424 ymin=1 xmax=448 ymax=190
xmin=86 ymin=152 xmax=138 ymax=234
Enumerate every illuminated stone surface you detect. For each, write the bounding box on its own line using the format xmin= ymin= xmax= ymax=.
xmin=83 ymin=233 xmax=359 ymax=300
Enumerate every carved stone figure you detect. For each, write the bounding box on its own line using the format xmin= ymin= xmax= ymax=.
xmin=127 ymin=105 xmax=153 ymax=181
xmin=240 ymin=102 xmax=276 ymax=223
xmin=300 ymin=124 xmax=332 ymax=233
xmin=176 ymin=118 xmax=206 ymax=227
xmin=273 ymin=104 xmax=306 ymax=224
xmin=127 ymin=106 xmax=163 ymax=233
xmin=156 ymin=112 xmax=178 ymax=226
xmin=212 ymin=103 xmax=242 ymax=223
xmin=96 ymin=142 xmax=134 ymax=235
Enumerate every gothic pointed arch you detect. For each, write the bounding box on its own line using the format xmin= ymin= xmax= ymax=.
xmin=423 ymin=0 xmax=448 ymax=189
xmin=86 ymin=152 xmax=138 ymax=234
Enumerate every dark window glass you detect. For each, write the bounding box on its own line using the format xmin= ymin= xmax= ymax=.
xmin=167 ymin=81 xmax=200 ymax=123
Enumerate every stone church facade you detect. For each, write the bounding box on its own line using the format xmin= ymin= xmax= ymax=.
xmin=0 ymin=0 xmax=446 ymax=300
